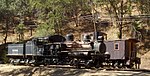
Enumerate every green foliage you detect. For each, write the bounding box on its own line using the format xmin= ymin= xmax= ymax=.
xmin=0 ymin=44 xmax=8 ymax=63
xmin=35 ymin=23 xmax=55 ymax=37
xmin=0 ymin=49 xmax=8 ymax=63
xmin=33 ymin=0 xmax=91 ymax=35
xmin=15 ymin=23 xmax=25 ymax=41
xmin=134 ymin=0 xmax=150 ymax=14
xmin=0 ymin=0 xmax=92 ymax=38
xmin=0 ymin=0 xmax=149 ymax=39
xmin=15 ymin=23 xmax=24 ymax=34
xmin=95 ymin=0 xmax=143 ymax=39
xmin=33 ymin=0 xmax=63 ymax=36
xmin=132 ymin=21 xmax=142 ymax=30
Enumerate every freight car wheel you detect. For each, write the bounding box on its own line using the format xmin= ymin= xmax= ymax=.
xmin=126 ymin=63 xmax=134 ymax=69
xmin=112 ymin=61 xmax=118 ymax=69
xmin=24 ymin=59 xmax=29 ymax=65
xmin=9 ymin=58 xmax=14 ymax=64
xmin=12 ymin=59 xmax=20 ymax=65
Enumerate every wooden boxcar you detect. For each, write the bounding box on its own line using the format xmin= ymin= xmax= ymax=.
xmin=104 ymin=38 xmax=140 ymax=68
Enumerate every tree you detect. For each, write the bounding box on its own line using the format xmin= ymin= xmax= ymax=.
xmin=0 ymin=0 xmax=34 ymax=43
xmin=31 ymin=0 xmax=64 ymax=36
xmin=15 ymin=23 xmax=25 ymax=41
xmin=95 ymin=0 xmax=135 ymax=39
xmin=31 ymin=0 xmax=91 ymax=36
xmin=0 ymin=0 xmax=15 ymax=43
xmin=63 ymin=0 xmax=91 ymax=27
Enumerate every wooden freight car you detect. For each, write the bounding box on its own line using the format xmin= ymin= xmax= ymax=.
xmin=104 ymin=39 xmax=141 ymax=68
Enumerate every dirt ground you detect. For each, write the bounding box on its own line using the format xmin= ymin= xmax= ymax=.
xmin=140 ymin=51 xmax=150 ymax=70
xmin=0 ymin=64 xmax=150 ymax=76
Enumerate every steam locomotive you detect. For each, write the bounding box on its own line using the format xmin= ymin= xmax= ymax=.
xmin=7 ymin=32 xmax=141 ymax=69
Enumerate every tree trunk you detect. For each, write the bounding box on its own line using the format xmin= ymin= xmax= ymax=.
xmin=4 ymin=14 xmax=8 ymax=44
xmin=4 ymin=0 xmax=9 ymax=44
xmin=119 ymin=0 xmax=124 ymax=39
xmin=4 ymin=21 xmax=8 ymax=44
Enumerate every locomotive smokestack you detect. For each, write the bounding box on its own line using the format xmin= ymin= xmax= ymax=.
xmin=94 ymin=31 xmax=104 ymax=42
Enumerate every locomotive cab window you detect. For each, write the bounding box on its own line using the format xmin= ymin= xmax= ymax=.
xmin=114 ymin=43 xmax=119 ymax=50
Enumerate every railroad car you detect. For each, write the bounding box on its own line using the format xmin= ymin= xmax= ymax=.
xmin=104 ymin=39 xmax=140 ymax=68
xmin=7 ymin=32 xmax=141 ymax=69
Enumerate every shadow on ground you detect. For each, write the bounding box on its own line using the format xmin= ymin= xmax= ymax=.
xmin=0 ymin=66 xmax=150 ymax=76
xmin=0 ymin=66 xmax=92 ymax=76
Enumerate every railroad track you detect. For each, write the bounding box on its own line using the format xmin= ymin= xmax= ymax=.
xmin=30 ymin=64 xmax=150 ymax=73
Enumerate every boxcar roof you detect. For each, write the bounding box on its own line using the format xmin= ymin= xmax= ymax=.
xmin=105 ymin=38 xmax=139 ymax=43
xmin=127 ymin=38 xmax=140 ymax=42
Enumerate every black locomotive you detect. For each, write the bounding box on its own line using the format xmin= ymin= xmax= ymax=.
xmin=7 ymin=32 xmax=141 ymax=69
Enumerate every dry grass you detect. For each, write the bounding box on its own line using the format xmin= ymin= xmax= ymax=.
xmin=141 ymin=51 xmax=150 ymax=70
